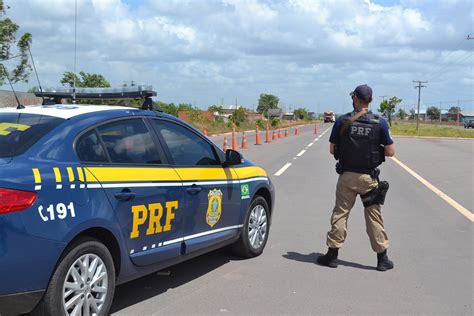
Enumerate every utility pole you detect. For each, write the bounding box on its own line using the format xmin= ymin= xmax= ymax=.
xmin=439 ymin=102 xmax=442 ymax=123
xmin=457 ymin=100 xmax=460 ymax=125
xmin=413 ymin=80 xmax=427 ymax=131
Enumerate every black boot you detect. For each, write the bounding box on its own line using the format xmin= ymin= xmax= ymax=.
xmin=317 ymin=247 xmax=339 ymax=268
xmin=376 ymin=249 xmax=394 ymax=271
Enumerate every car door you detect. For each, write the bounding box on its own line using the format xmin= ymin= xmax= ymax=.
xmin=149 ymin=118 xmax=241 ymax=254
xmin=77 ymin=118 xmax=186 ymax=266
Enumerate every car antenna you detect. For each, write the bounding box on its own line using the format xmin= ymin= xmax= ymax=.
xmin=27 ymin=45 xmax=45 ymax=105
xmin=1 ymin=64 xmax=24 ymax=109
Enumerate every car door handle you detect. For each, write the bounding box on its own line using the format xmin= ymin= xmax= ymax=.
xmin=114 ymin=189 xmax=136 ymax=201
xmin=186 ymin=185 xmax=202 ymax=195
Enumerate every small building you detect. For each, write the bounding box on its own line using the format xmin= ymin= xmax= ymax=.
xmin=282 ymin=112 xmax=295 ymax=120
xmin=461 ymin=110 xmax=474 ymax=123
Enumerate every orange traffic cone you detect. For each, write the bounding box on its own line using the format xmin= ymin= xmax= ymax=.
xmin=203 ymin=127 xmax=208 ymax=136
xmin=223 ymin=136 xmax=228 ymax=151
xmin=255 ymin=126 xmax=261 ymax=145
xmin=314 ymin=124 xmax=318 ymax=134
xmin=278 ymin=129 xmax=283 ymax=138
xmin=241 ymin=131 xmax=249 ymax=149
xmin=295 ymin=126 xmax=299 ymax=136
xmin=265 ymin=127 xmax=271 ymax=143
xmin=284 ymin=129 xmax=289 ymax=137
xmin=272 ymin=129 xmax=277 ymax=141
xmin=232 ymin=126 xmax=238 ymax=150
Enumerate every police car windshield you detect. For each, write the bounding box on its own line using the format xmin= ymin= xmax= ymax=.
xmin=0 ymin=113 xmax=65 ymax=158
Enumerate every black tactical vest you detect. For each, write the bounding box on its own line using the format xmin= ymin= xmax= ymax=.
xmin=338 ymin=111 xmax=384 ymax=173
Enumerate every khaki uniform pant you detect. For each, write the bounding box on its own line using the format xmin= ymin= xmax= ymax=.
xmin=326 ymin=172 xmax=389 ymax=253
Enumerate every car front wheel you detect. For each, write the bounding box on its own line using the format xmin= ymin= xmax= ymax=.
xmin=233 ymin=196 xmax=270 ymax=258
xmin=33 ymin=237 xmax=115 ymax=316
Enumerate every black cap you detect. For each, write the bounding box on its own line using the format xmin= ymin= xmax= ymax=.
xmin=350 ymin=84 xmax=373 ymax=102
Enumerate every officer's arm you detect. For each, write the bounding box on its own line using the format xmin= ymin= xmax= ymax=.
xmin=384 ymin=144 xmax=395 ymax=157
xmin=330 ymin=143 xmax=335 ymax=155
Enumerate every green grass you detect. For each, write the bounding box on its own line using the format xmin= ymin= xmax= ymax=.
xmin=391 ymin=122 xmax=474 ymax=138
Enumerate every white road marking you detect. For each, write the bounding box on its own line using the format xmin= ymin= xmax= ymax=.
xmin=296 ymin=150 xmax=306 ymax=157
xmin=274 ymin=163 xmax=292 ymax=176
xmin=307 ymin=143 xmax=313 ymax=147
xmin=391 ymin=156 xmax=473 ymax=222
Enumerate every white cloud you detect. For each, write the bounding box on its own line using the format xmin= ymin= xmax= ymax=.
xmin=3 ymin=0 xmax=473 ymax=111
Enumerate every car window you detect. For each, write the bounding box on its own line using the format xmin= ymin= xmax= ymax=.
xmin=97 ymin=119 xmax=162 ymax=164
xmin=0 ymin=113 xmax=65 ymax=158
xmin=76 ymin=130 xmax=109 ymax=163
xmin=153 ymin=119 xmax=220 ymax=166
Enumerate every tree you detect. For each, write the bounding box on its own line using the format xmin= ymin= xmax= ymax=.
xmin=448 ymin=106 xmax=461 ymax=114
xmin=156 ymin=101 xmax=178 ymax=116
xmin=293 ymin=108 xmax=310 ymax=120
xmin=426 ymin=106 xmax=440 ymax=121
xmin=208 ymin=105 xmax=223 ymax=113
xmin=60 ymin=71 xmax=111 ymax=88
xmin=396 ymin=108 xmax=407 ymax=120
xmin=0 ymin=0 xmax=32 ymax=85
xmin=230 ymin=107 xmax=247 ymax=126
xmin=378 ymin=96 xmax=402 ymax=126
xmin=257 ymin=93 xmax=279 ymax=117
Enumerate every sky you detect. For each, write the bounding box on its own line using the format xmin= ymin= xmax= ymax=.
xmin=3 ymin=0 xmax=473 ymax=114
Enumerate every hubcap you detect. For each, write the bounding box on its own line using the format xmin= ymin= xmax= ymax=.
xmin=248 ymin=204 xmax=267 ymax=249
xmin=63 ymin=253 xmax=108 ymax=316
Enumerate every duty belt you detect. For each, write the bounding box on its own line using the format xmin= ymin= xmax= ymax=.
xmin=343 ymin=166 xmax=380 ymax=179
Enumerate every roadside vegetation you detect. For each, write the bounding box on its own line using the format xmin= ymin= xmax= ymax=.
xmin=391 ymin=122 xmax=474 ymax=138
xmin=50 ymin=71 xmax=317 ymax=135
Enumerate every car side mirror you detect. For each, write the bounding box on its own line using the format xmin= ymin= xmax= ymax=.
xmin=224 ymin=149 xmax=243 ymax=166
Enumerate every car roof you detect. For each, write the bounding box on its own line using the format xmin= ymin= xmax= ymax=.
xmin=0 ymin=104 xmax=138 ymax=119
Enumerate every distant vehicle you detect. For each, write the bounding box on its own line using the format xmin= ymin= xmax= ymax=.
xmin=464 ymin=120 xmax=474 ymax=128
xmin=324 ymin=111 xmax=336 ymax=123
xmin=0 ymin=87 xmax=274 ymax=315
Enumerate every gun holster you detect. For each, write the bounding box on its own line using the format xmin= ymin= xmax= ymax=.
xmin=335 ymin=162 xmax=344 ymax=175
xmin=360 ymin=181 xmax=389 ymax=207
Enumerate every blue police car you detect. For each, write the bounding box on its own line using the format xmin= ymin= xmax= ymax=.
xmin=0 ymin=87 xmax=274 ymax=315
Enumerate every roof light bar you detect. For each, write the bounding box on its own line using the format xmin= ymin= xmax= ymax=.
xmin=35 ymin=86 xmax=156 ymax=100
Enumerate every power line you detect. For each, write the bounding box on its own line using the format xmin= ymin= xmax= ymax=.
xmin=418 ymin=35 xmax=472 ymax=81
xmin=413 ymin=80 xmax=428 ymax=131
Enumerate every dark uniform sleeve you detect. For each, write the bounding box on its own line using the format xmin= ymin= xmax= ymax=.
xmin=329 ymin=117 xmax=343 ymax=144
xmin=379 ymin=118 xmax=394 ymax=145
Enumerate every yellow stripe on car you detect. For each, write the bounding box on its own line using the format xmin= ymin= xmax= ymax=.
xmin=32 ymin=168 xmax=42 ymax=184
xmin=53 ymin=168 xmax=62 ymax=183
xmin=233 ymin=166 xmax=267 ymax=179
xmin=75 ymin=166 xmax=267 ymax=184
xmin=85 ymin=167 xmax=181 ymax=182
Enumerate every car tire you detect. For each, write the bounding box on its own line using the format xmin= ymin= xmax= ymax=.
xmin=233 ymin=196 xmax=270 ymax=258
xmin=32 ymin=237 xmax=115 ymax=316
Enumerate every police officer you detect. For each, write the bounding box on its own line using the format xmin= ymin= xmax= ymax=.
xmin=317 ymin=84 xmax=395 ymax=271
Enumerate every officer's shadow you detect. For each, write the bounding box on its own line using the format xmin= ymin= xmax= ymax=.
xmin=282 ymin=252 xmax=374 ymax=270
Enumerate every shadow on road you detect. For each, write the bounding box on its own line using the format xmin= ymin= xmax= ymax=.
xmin=110 ymin=249 xmax=241 ymax=314
xmin=282 ymin=251 xmax=374 ymax=270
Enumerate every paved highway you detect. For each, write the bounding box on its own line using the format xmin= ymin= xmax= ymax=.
xmin=111 ymin=123 xmax=473 ymax=315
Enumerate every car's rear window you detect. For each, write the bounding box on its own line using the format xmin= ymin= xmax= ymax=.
xmin=0 ymin=113 xmax=65 ymax=157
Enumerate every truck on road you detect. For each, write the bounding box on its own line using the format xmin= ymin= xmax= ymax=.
xmin=324 ymin=111 xmax=336 ymax=123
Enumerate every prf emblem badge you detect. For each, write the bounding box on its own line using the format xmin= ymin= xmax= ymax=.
xmin=206 ymin=189 xmax=223 ymax=227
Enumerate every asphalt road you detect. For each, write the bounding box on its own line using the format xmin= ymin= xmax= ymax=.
xmin=111 ymin=123 xmax=473 ymax=315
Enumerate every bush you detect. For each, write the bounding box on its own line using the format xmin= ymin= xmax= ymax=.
xmin=271 ymin=117 xmax=281 ymax=127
